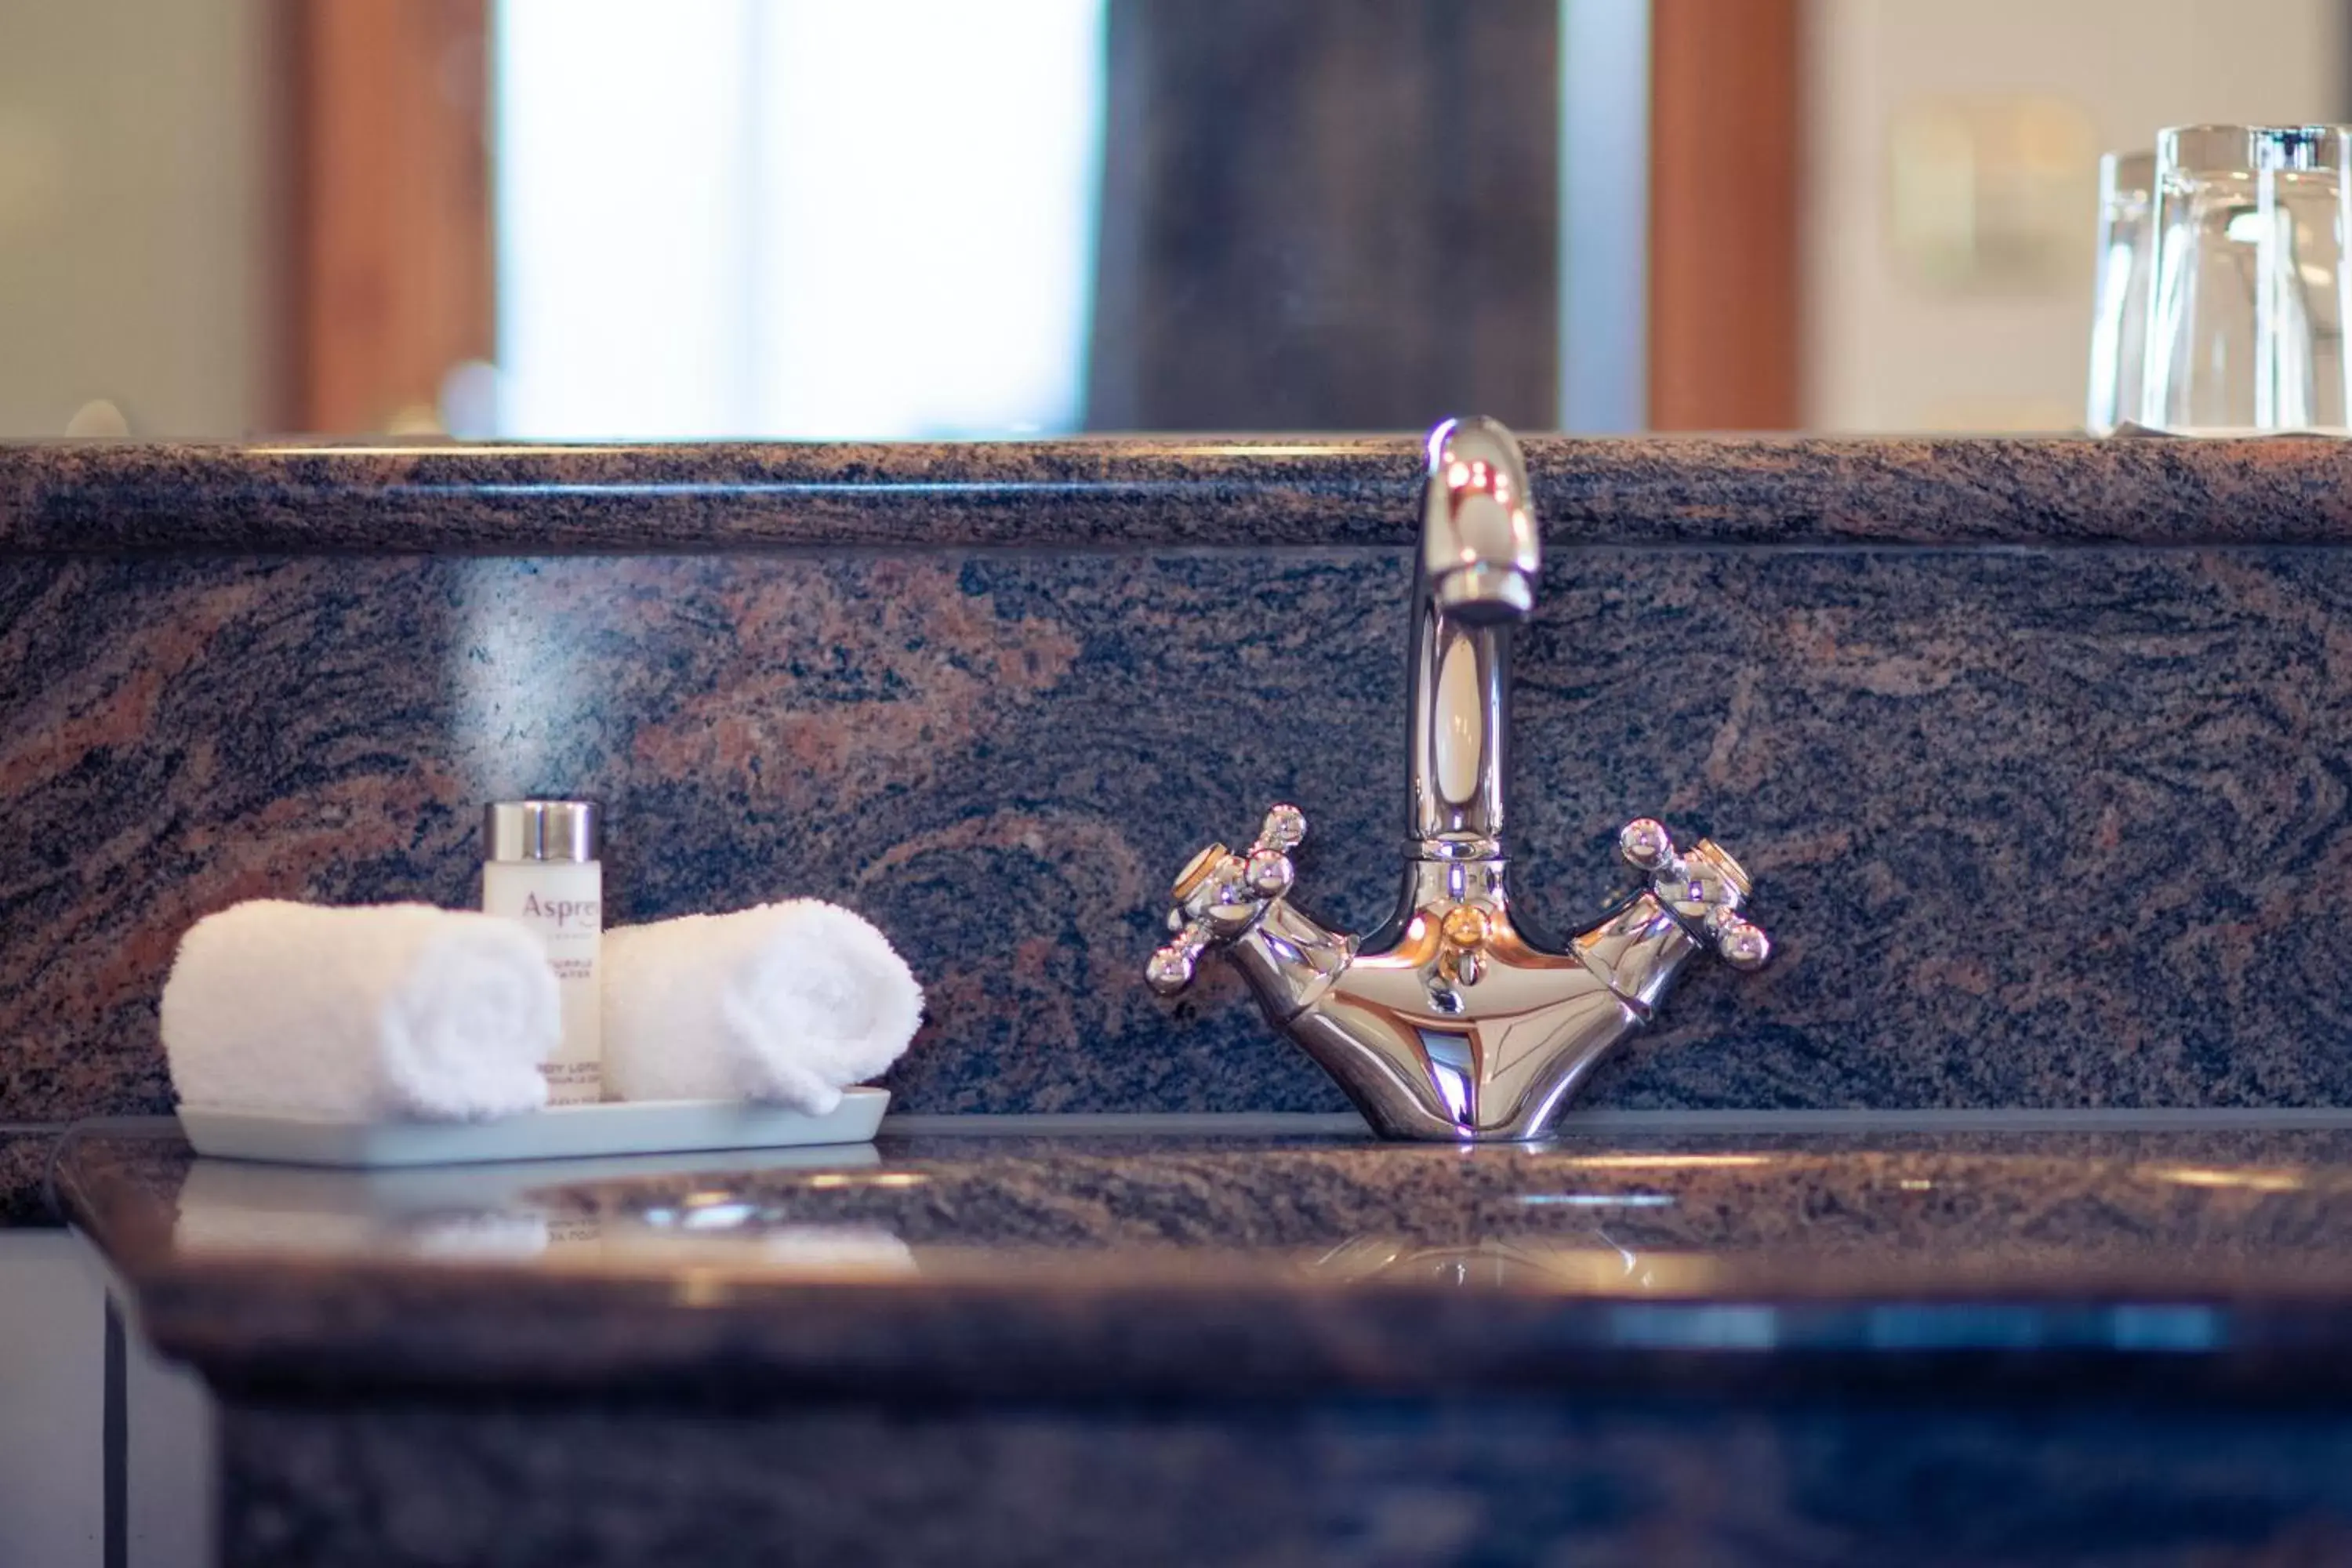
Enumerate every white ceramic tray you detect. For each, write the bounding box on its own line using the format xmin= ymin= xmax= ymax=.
xmin=176 ymin=1089 xmax=890 ymax=1170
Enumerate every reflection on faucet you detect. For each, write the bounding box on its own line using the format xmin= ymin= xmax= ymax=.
xmin=1149 ymin=417 xmax=1771 ymax=1142
xmin=613 ymin=1174 xmax=923 ymax=1275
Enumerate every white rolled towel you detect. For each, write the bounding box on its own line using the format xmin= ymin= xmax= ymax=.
xmin=603 ymin=900 xmax=922 ymax=1113
xmin=162 ymin=900 xmax=559 ymax=1121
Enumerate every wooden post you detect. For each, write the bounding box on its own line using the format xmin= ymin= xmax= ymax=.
xmin=285 ymin=0 xmax=492 ymax=434
xmin=1647 ymin=0 xmax=1802 ymax=430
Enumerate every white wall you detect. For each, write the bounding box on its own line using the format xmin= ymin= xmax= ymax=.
xmin=129 ymin=1310 xmax=216 ymax=1568
xmin=0 ymin=1234 xmax=216 ymax=1568
xmin=0 ymin=0 xmax=278 ymax=437
xmin=1803 ymin=0 xmax=2347 ymax=430
xmin=0 ymin=1234 xmax=103 ymax=1568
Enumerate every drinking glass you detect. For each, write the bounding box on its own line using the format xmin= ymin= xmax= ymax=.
xmin=2142 ymin=124 xmax=2352 ymax=433
xmin=2264 ymin=126 xmax=2352 ymax=430
xmin=2085 ymin=151 xmax=2154 ymax=434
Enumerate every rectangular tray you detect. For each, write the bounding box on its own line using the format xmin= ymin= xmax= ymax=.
xmin=176 ymin=1089 xmax=890 ymax=1169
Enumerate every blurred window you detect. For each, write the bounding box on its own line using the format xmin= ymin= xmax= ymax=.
xmin=495 ymin=0 xmax=1106 ymax=438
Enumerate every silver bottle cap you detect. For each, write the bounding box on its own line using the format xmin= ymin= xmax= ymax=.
xmin=485 ymin=800 xmax=601 ymax=862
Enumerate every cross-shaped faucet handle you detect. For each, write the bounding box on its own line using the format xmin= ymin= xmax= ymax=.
xmin=1145 ymin=805 xmax=1307 ymax=996
xmin=1619 ymin=818 xmax=1771 ymax=971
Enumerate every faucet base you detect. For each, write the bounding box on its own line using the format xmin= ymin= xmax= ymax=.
xmin=1235 ymin=873 xmax=1675 ymax=1142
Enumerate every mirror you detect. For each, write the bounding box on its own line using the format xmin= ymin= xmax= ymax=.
xmin=0 ymin=0 xmax=2343 ymax=439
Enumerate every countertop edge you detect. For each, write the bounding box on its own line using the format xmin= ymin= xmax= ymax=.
xmin=9 ymin=434 xmax=2352 ymax=553
xmin=56 ymin=1127 xmax=2352 ymax=1405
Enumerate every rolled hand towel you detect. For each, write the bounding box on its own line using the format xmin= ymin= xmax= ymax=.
xmin=162 ymin=900 xmax=559 ymax=1121
xmin=603 ymin=901 xmax=922 ymax=1113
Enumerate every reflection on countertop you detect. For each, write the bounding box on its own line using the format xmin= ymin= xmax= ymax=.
xmin=53 ymin=1120 xmax=2352 ymax=1401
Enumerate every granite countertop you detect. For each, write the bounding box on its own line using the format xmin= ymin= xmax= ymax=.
xmin=54 ymin=1121 xmax=2352 ymax=1403
xmin=8 ymin=433 xmax=2352 ymax=553
xmin=15 ymin=432 xmax=2352 ymax=1135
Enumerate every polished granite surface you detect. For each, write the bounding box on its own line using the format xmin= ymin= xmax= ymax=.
xmin=21 ymin=436 xmax=2352 ymax=1563
xmin=9 ymin=434 xmax=2352 ymax=551
xmin=215 ymin=1385 xmax=2352 ymax=1568
xmin=56 ymin=1120 xmax=2352 ymax=1400
xmin=16 ymin=436 xmax=2352 ymax=1123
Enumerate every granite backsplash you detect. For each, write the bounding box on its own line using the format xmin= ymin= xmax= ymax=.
xmin=6 ymin=434 xmax=2352 ymax=1122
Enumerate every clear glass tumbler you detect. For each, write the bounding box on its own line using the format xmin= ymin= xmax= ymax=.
xmin=2085 ymin=151 xmax=2154 ymax=435
xmin=2143 ymin=124 xmax=2352 ymax=432
xmin=2259 ymin=125 xmax=2352 ymax=430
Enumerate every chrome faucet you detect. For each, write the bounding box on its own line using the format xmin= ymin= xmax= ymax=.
xmin=1145 ymin=416 xmax=1770 ymax=1142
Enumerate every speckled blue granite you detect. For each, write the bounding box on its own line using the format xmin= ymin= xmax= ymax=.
xmin=9 ymin=435 xmax=2352 ymax=552
xmin=11 ymin=438 xmax=2352 ymax=1119
xmin=64 ymin=1125 xmax=2352 ymax=1398
xmin=213 ymin=1393 xmax=2352 ymax=1568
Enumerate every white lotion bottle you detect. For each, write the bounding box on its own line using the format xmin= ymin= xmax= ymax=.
xmin=482 ymin=800 xmax=604 ymax=1106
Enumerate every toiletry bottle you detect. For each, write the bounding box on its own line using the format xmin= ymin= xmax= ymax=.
xmin=482 ymin=800 xmax=604 ymax=1105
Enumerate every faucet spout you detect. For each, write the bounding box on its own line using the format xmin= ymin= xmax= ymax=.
xmin=1147 ymin=418 xmax=1772 ymax=1142
xmin=1420 ymin=416 xmax=1541 ymax=622
xmin=1409 ymin=418 xmax=1541 ymax=857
